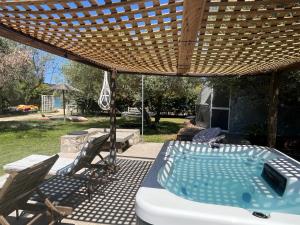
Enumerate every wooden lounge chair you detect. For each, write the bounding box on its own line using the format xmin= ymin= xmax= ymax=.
xmin=56 ymin=134 xmax=111 ymax=176
xmin=0 ymin=154 xmax=72 ymax=225
xmin=192 ymin=127 xmax=224 ymax=142
xmin=56 ymin=133 xmax=119 ymax=199
xmin=3 ymin=134 xmax=119 ymax=200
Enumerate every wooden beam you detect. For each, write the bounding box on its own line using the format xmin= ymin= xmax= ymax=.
xmin=267 ymin=71 xmax=280 ymax=148
xmin=177 ymin=0 xmax=206 ymax=75
xmin=1 ymin=20 xmax=299 ymax=77
xmin=109 ymin=69 xmax=117 ymax=164
xmin=0 ymin=24 xmax=112 ymax=71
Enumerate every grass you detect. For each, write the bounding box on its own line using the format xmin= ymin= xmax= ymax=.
xmin=142 ymin=118 xmax=185 ymax=142
xmin=0 ymin=117 xmax=186 ymax=175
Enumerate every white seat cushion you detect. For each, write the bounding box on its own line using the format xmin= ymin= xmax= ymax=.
xmin=3 ymin=154 xmax=74 ymax=176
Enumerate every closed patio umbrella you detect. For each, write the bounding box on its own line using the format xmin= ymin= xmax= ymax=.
xmin=51 ymin=84 xmax=80 ymax=121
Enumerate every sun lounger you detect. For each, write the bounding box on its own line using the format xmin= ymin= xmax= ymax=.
xmin=0 ymin=155 xmax=72 ymax=225
xmin=4 ymin=134 xmax=111 ymax=177
xmin=4 ymin=155 xmax=74 ymax=177
xmin=56 ymin=133 xmax=110 ymax=175
xmin=4 ymin=133 xmax=118 ymax=200
xmin=192 ymin=127 xmax=225 ymax=145
xmin=56 ymin=133 xmax=119 ymax=199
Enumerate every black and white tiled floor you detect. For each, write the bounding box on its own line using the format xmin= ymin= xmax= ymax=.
xmin=40 ymin=158 xmax=153 ymax=225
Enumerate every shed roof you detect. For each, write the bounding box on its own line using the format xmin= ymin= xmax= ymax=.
xmin=0 ymin=0 xmax=299 ymax=76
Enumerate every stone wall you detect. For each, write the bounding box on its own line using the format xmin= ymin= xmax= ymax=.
xmin=60 ymin=128 xmax=141 ymax=153
xmin=229 ymin=87 xmax=268 ymax=135
xmin=228 ymin=85 xmax=299 ymax=137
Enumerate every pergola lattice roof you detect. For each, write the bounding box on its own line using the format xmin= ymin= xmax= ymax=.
xmin=0 ymin=0 xmax=299 ymax=76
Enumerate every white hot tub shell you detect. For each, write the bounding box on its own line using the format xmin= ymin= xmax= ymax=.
xmin=135 ymin=141 xmax=300 ymax=225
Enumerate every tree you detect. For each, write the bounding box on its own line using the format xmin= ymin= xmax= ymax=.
xmin=144 ymin=76 xmax=201 ymax=124
xmin=115 ymin=73 xmax=141 ymax=112
xmin=63 ymin=63 xmax=141 ymax=114
xmin=62 ymin=62 xmax=201 ymax=124
xmin=115 ymin=75 xmax=200 ymax=125
xmin=0 ymin=38 xmax=31 ymax=112
xmin=0 ymin=38 xmax=56 ymax=112
xmin=0 ymin=39 xmax=30 ymax=88
xmin=63 ymin=62 xmax=104 ymax=114
xmin=19 ymin=50 xmax=56 ymax=104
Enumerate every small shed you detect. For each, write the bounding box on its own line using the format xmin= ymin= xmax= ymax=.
xmin=196 ymin=81 xmax=299 ymax=143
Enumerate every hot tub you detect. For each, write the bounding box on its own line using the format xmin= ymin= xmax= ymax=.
xmin=136 ymin=141 xmax=300 ymax=225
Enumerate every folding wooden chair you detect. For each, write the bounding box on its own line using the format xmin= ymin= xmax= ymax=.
xmin=0 ymin=155 xmax=72 ymax=225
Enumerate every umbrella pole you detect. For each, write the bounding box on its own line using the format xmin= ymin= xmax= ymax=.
xmin=63 ymin=90 xmax=66 ymax=121
xmin=109 ymin=69 xmax=117 ymax=165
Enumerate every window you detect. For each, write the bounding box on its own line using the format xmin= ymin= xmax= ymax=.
xmin=210 ymin=87 xmax=230 ymax=131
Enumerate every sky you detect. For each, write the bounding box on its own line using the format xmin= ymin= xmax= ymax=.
xmin=44 ymin=55 xmax=67 ymax=84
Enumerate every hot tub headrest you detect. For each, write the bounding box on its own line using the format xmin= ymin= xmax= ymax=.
xmin=262 ymin=158 xmax=300 ymax=197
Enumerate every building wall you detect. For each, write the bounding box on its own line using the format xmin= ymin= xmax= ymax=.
xmin=196 ymin=78 xmax=299 ymax=137
xmin=277 ymin=105 xmax=300 ymax=136
xmin=229 ymin=86 xmax=299 ymax=137
xmin=229 ymin=88 xmax=268 ymax=135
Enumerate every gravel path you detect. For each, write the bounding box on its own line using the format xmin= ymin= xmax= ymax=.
xmin=0 ymin=110 xmax=64 ymax=121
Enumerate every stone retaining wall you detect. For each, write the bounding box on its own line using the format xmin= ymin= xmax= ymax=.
xmin=60 ymin=128 xmax=141 ymax=153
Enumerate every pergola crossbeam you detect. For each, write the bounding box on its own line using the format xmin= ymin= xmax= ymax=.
xmin=177 ymin=0 xmax=206 ymax=75
xmin=0 ymin=24 xmax=112 ymax=71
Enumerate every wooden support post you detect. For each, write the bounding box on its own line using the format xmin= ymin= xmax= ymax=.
xmin=177 ymin=0 xmax=206 ymax=75
xmin=62 ymin=90 xmax=66 ymax=121
xmin=267 ymin=71 xmax=280 ymax=148
xmin=109 ymin=69 xmax=117 ymax=164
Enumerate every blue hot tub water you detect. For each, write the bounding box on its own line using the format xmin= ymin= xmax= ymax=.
xmin=157 ymin=144 xmax=300 ymax=215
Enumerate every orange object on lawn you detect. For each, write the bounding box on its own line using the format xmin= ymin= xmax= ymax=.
xmin=16 ymin=105 xmax=38 ymax=112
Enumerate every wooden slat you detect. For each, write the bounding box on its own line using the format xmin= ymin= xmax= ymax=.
xmin=0 ymin=155 xmax=58 ymax=216
xmin=0 ymin=0 xmax=299 ymax=76
xmin=177 ymin=0 xmax=206 ymax=75
xmin=0 ymin=216 xmax=9 ymax=225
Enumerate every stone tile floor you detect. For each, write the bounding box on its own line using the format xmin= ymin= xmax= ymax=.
xmin=7 ymin=142 xmax=163 ymax=225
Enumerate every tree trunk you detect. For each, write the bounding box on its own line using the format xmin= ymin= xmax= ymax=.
xmin=143 ymin=107 xmax=152 ymax=126
xmin=0 ymin=87 xmax=3 ymax=113
xmin=23 ymin=80 xmax=43 ymax=105
xmin=24 ymin=92 xmax=30 ymax=105
xmin=154 ymin=97 xmax=163 ymax=124
xmin=62 ymin=90 xmax=66 ymax=121
xmin=0 ymin=88 xmax=9 ymax=113
xmin=155 ymin=111 xmax=160 ymax=124
xmin=136 ymin=103 xmax=152 ymax=126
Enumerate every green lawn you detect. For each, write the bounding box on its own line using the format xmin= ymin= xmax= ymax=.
xmin=0 ymin=117 xmax=186 ymax=175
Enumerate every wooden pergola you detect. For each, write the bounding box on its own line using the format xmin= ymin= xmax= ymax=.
xmin=0 ymin=0 xmax=299 ymax=158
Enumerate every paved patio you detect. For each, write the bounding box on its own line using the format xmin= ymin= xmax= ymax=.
xmin=6 ymin=142 xmax=163 ymax=225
